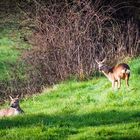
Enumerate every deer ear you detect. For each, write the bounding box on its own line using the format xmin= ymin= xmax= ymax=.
xmin=16 ymin=94 xmax=19 ymax=99
xmin=101 ymin=58 xmax=106 ymax=63
xmin=9 ymin=95 xmax=13 ymax=100
xmin=95 ymin=59 xmax=99 ymax=64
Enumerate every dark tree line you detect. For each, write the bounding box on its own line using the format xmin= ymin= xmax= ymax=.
xmin=0 ymin=0 xmax=140 ymax=24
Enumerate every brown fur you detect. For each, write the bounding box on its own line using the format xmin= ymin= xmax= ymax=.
xmin=96 ymin=60 xmax=130 ymax=89
xmin=0 ymin=96 xmax=24 ymax=117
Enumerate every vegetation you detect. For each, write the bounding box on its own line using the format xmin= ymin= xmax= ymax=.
xmin=0 ymin=1 xmax=139 ymax=139
xmin=0 ymin=58 xmax=140 ymax=139
xmin=0 ymin=0 xmax=139 ymax=102
xmin=22 ymin=0 xmax=139 ymax=94
xmin=0 ymin=13 xmax=31 ymax=101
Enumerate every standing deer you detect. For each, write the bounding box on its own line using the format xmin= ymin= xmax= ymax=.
xmin=0 ymin=95 xmax=24 ymax=117
xmin=95 ymin=59 xmax=130 ymax=89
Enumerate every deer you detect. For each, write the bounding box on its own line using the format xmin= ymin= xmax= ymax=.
xmin=95 ymin=59 xmax=130 ymax=89
xmin=0 ymin=95 xmax=24 ymax=117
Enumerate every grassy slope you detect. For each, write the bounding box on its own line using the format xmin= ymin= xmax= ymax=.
xmin=0 ymin=58 xmax=140 ymax=140
xmin=0 ymin=15 xmax=28 ymax=80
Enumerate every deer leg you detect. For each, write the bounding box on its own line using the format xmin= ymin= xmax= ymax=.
xmin=117 ymin=78 xmax=121 ymax=89
xmin=125 ymin=75 xmax=129 ymax=87
xmin=112 ymin=81 xmax=115 ymax=89
xmin=116 ymin=81 xmax=118 ymax=89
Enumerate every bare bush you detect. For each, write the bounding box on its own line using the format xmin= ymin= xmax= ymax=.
xmin=21 ymin=1 xmax=139 ymax=92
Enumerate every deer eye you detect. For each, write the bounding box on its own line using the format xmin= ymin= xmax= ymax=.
xmin=99 ymin=66 xmax=105 ymax=71
xmin=99 ymin=66 xmax=103 ymax=69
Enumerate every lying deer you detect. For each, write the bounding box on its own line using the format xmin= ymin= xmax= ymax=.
xmin=95 ymin=59 xmax=130 ymax=89
xmin=0 ymin=95 xmax=24 ymax=117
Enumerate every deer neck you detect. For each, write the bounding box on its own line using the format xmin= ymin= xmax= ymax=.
xmin=11 ymin=105 xmax=23 ymax=113
xmin=102 ymin=70 xmax=113 ymax=82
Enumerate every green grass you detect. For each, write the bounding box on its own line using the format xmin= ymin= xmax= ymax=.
xmin=0 ymin=58 xmax=140 ymax=140
xmin=0 ymin=16 xmax=29 ymax=80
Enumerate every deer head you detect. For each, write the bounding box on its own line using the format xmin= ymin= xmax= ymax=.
xmin=95 ymin=58 xmax=108 ymax=72
xmin=9 ymin=95 xmax=20 ymax=108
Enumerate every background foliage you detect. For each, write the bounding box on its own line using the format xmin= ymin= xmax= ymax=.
xmin=0 ymin=0 xmax=139 ymax=102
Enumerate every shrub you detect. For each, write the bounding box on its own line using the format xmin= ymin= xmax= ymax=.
xmin=22 ymin=1 xmax=139 ymax=89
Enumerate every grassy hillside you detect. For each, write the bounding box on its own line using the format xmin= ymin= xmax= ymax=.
xmin=0 ymin=15 xmax=28 ymax=81
xmin=0 ymin=57 xmax=140 ymax=140
xmin=0 ymin=14 xmax=31 ymax=101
